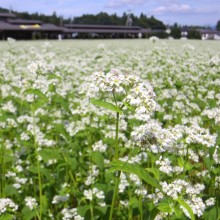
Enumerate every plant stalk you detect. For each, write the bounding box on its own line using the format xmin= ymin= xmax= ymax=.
xmin=109 ymin=112 xmax=120 ymax=220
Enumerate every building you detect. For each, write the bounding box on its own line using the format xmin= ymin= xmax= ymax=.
xmin=199 ymin=29 xmax=220 ymax=40
xmin=0 ymin=12 xmax=164 ymax=40
xmin=62 ymin=24 xmax=154 ymax=39
xmin=0 ymin=12 xmax=64 ymax=40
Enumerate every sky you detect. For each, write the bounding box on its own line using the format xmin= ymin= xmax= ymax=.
xmin=1 ymin=0 xmax=220 ymax=26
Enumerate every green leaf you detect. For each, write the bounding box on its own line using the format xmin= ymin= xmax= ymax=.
xmin=145 ymin=168 xmax=160 ymax=180
xmin=204 ymin=206 xmax=219 ymax=220
xmin=23 ymin=88 xmax=48 ymax=102
xmin=4 ymin=185 xmax=19 ymax=197
xmin=22 ymin=207 xmax=37 ymax=220
xmin=39 ymin=149 xmax=61 ymax=162
xmin=157 ymin=201 xmax=172 ymax=213
xmin=173 ymin=206 xmax=183 ymax=218
xmin=129 ymin=197 xmax=139 ymax=209
xmin=90 ymin=99 xmax=122 ymax=114
xmin=92 ymin=151 xmax=104 ymax=170
xmin=0 ymin=213 xmax=15 ymax=220
xmin=95 ymin=206 xmax=108 ymax=215
xmin=109 ymin=161 xmax=161 ymax=190
xmin=66 ymin=157 xmax=78 ymax=171
xmin=77 ymin=205 xmax=91 ymax=217
xmin=175 ymin=198 xmax=195 ymax=220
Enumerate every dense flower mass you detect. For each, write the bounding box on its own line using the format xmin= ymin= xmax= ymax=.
xmin=0 ymin=40 xmax=219 ymax=219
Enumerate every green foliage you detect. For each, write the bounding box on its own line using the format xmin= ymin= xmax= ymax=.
xmin=91 ymin=99 xmax=123 ymax=114
xmin=187 ymin=30 xmax=201 ymax=39
xmin=170 ymin=25 xmax=182 ymax=39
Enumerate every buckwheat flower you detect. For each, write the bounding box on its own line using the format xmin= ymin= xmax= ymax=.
xmin=5 ymin=171 xmax=16 ymax=178
xmin=183 ymin=196 xmax=206 ymax=218
xmin=61 ymin=208 xmax=84 ymax=220
xmin=15 ymin=177 xmax=28 ymax=184
xmin=85 ymin=165 xmax=99 ymax=186
xmin=13 ymin=183 xmax=21 ymax=189
xmin=6 ymin=118 xmax=17 ymax=127
xmin=92 ymin=140 xmax=108 ymax=152
xmin=83 ymin=189 xmax=93 ymax=201
xmin=20 ymin=132 xmax=30 ymax=141
xmin=98 ymin=202 xmax=106 ymax=207
xmin=135 ymin=188 xmax=148 ymax=196
xmin=205 ymin=198 xmax=215 ymax=206
xmin=15 ymin=165 xmax=23 ymax=172
xmin=188 ymin=149 xmax=199 ymax=163
xmin=120 ymin=200 xmax=129 ymax=207
xmin=2 ymin=100 xmax=17 ymax=113
xmin=95 ymin=189 xmax=105 ymax=200
xmin=154 ymin=211 xmax=168 ymax=220
xmin=213 ymin=146 xmax=220 ymax=164
xmin=0 ymin=198 xmax=18 ymax=214
xmin=215 ymin=176 xmax=220 ymax=188
xmin=156 ymin=157 xmax=173 ymax=174
xmin=130 ymin=173 xmax=141 ymax=186
xmin=25 ymin=197 xmax=37 ymax=210
xmin=119 ymin=172 xmax=129 ymax=193
xmin=52 ymin=194 xmax=70 ymax=204
xmin=47 ymin=159 xmax=57 ymax=166
xmin=150 ymin=36 xmax=159 ymax=43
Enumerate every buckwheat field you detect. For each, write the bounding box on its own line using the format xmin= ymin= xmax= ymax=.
xmin=0 ymin=39 xmax=220 ymax=220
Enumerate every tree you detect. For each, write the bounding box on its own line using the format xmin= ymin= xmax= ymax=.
xmin=170 ymin=23 xmax=181 ymax=39
xmin=187 ymin=30 xmax=201 ymax=39
xmin=216 ymin=20 xmax=220 ymax=31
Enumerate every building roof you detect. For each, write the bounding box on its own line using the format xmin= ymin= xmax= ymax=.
xmin=0 ymin=21 xmax=62 ymax=31
xmin=198 ymin=29 xmax=220 ymax=34
xmin=0 ymin=12 xmax=16 ymax=18
xmin=7 ymin=19 xmax=42 ymax=25
xmin=64 ymin=24 xmax=142 ymax=30
xmin=63 ymin=24 xmax=156 ymax=34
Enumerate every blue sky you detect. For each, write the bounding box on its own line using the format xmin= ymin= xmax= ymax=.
xmin=1 ymin=0 xmax=220 ymax=26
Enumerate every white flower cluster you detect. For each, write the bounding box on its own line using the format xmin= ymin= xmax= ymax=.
xmin=25 ymin=197 xmax=38 ymax=210
xmin=85 ymin=165 xmax=99 ymax=186
xmin=185 ymin=123 xmax=217 ymax=148
xmin=126 ymin=82 xmax=158 ymax=120
xmin=213 ymin=146 xmax=220 ymax=164
xmin=83 ymin=187 xmax=106 ymax=207
xmin=181 ymin=196 xmax=205 ymax=218
xmin=93 ymin=69 xmax=138 ymax=94
xmin=52 ymin=194 xmax=70 ymax=204
xmin=1 ymin=100 xmax=17 ymax=113
xmin=131 ymin=119 xmax=177 ymax=153
xmin=202 ymin=107 xmax=220 ymax=124
xmin=92 ymin=140 xmax=108 ymax=152
xmin=119 ymin=172 xmax=129 ymax=193
xmin=0 ymin=198 xmax=18 ymax=215
xmin=156 ymin=157 xmax=183 ymax=175
xmin=161 ymin=179 xmax=207 ymax=218
xmin=93 ymin=69 xmax=157 ymax=120
xmin=61 ymin=208 xmax=84 ymax=220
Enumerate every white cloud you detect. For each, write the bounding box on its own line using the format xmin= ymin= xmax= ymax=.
xmin=106 ymin=0 xmax=146 ymax=8
xmin=152 ymin=3 xmax=191 ymax=15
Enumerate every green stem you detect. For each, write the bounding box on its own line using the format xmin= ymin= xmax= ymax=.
xmin=109 ymin=112 xmax=120 ymax=220
xmin=115 ymin=112 xmax=119 ymax=160
xmin=109 ymin=171 xmax=121 ymax=220
xmin=139 ymin=194 xmax=143 ymax=220
xmin=0 ymin=143 xmax=5 ymax=197
xmin=31 ymin=105 xmax=43 ymax=219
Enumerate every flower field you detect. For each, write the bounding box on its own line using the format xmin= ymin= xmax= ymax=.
xmin=0 ymin=39 xmax=220 ymax=220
